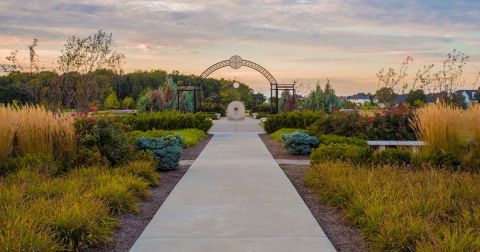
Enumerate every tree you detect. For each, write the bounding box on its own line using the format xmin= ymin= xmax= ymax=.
xmin=375 ymin=87 xmax=396 ymax=108
xmin=376 ymin=56 xmax=413 ymax=94
xmin=406 ymin=89 xmax=427 ymax=106
xmin=104 ymin=91 xmax=120 ymax=109
xmin=303 ymin=79 xmax=341 ymax=113
xmin=57 ymin=30 xmax=125 ymax=111
xmin=122 ymin=96 xmax=134 ymax=109
xmin=28 ymin=39 xmax=40 ymax=74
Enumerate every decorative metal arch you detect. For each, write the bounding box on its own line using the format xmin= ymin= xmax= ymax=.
xmin=199 ymin=56 xmax=278 ymax=85
xmin=190 ymin=55 xmax=292 ymax=114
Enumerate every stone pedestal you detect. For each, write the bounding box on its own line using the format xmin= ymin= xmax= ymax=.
xmin=227 ymin=101 xmax=245 ymax=120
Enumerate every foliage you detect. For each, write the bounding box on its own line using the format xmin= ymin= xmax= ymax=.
xmin=0 ymin=160 xmax=157 ymax=251
xmin=303 ymin=80 xmax=341 ymax=113
xmin=135 ymin=136 xmax=183 ymax=171
xmin=281 ymin=132 xmax=319 ymax=155
xmin=121 ymin=96 xmax=134 ymax=109
xmin=405 ymin=89 xmax=427 ymax=106
xmin=375 ymin=87 xmax=396 ymax=108
xmin=128 ymin=128 xmax=207 ymax=147
xmin=308 ymin=108 xmax=416 ymax=140
xmin=270 ymin=128 xmax=306 ymax=142
xmin=0 ymin=105 xmax=75 ymax=171
xmin=317 ymin=134 xmax=368 ymax=147
xmin=373 ymin=148 xmax=413 ymax=166
xmin=74 ymin=114 xmax=129 ymax=166
xmin=310 ymin=143 xmax=372 ymax=165
xmin=123 ymin=112 xmax=213 ymax=133
xmin=57 ymin=30 xmax=125 ymax=111
xmin=104 ymin=91 xmax=120 ymax=109
xmin=412 ymin=104 xmax=480 ymax=171
xmin=263 ymin=112 xmax=324 ymax=134
xmin=308 ymin=112 xmax=369 ymax=139
xmin=305 ymin=161 xmax=480 ymax=251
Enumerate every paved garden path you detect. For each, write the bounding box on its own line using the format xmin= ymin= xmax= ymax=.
xmin=131 ymin=118 xmax=335 ymax=251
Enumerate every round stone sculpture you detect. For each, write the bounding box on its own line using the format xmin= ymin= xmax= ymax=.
xmin=227 ymin=101 xmax=245 ymax=120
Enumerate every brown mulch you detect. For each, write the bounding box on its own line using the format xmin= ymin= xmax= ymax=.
xmin=259 ymin=133 xmax=367 ymax=251
xmin=92 ymin=134 xmax=212 ymax=252
xmin=281 ymin=164 xmax=368 ymax=252
xmin=258 ymin=133 xmax=310 ymax=160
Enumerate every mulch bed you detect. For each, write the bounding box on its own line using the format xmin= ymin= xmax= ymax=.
xmin=258 ymin=133 xmax=310 ymax=160
xmin=259 ymin=133 xmax=367 ymax=251
xmin=93 ymin=134 xmax=212 ymax=252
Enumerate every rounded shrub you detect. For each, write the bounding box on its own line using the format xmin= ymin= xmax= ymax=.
xmin=281 ymin=132 xmax=319 ymax=155
xmin=310 ymin=143 xmax=372 ymax=165
xmin=135 ymin=135 xmax=183 ymax=171
xmin=263 ymin=112 xmax=324 ymax=134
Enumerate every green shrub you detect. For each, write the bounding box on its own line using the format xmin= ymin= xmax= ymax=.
xmin=0 ymin=154 xmax=60 ymax=176
xmin=128 ymin=128 xmax=206 ymax=147
xmin=373 ymin=148 xmax=412 ymax=166
xmin=317 ymin=134 xmax=368 ymax=147
xmin=263 ymin=112 xmax=324 ymax=134
xmin=122 ymin=112 xmax=213 ymax=133
xmin=308 ymin=109 xmax=416 ymax=141
xmin=136 ymin=136 xmax=183 ymax=171
xmin=281 ymin=132 xmax=319 ymax=154
xmin=74 ymin=115 xmax=130 ymax=166
xmin=270 ymin=128 xmax=306 ymax=142
xmin=310 ymin=143 xmax=372 ymax=165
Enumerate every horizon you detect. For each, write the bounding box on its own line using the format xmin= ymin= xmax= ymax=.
xmin=1 ymin=0 xmax=479 ymax=96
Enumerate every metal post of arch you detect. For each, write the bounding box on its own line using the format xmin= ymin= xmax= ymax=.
xmin=196 ymin=55 xmax=294 ymax=114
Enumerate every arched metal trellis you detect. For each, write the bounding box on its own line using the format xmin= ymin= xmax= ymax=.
xmin=180 ymin=55 xmax=293 ymax=113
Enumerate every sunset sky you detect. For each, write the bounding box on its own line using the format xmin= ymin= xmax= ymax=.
xmin=1 ymin=0 xmax=479 ymax=95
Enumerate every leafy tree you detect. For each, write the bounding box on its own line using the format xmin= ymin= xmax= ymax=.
xmin=122 ymin=96 xmax=134 ymax=109
xmin=104 ymin=91 xmax=120 ymax=109
xmin=406 ymin=89 xmax=427 ymax=106
xmin=375 ymin=87 xmax=396 ymax=108
xmin=57 ymin=30 xmax=125 ymax=111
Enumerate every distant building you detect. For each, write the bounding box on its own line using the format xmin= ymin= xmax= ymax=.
xmin=346 ymin=93 xmax=371 ymax=104
xmin=457 ymin=90 xmax=478 ymax=106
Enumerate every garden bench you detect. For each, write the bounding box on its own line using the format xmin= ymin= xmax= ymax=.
xmin=367 ymin=141 xmax=426 ymax=152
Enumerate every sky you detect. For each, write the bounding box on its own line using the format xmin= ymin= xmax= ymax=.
xmin=0 ymin=0 xmax=479 ymax=95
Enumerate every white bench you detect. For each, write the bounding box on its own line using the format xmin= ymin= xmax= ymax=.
xmin=367 ymin=141 xmax=426 ymax=152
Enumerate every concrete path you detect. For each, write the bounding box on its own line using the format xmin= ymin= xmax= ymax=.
xmin=131 ymin=118 xmax=335 ymax=252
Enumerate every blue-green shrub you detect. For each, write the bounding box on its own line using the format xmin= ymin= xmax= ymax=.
xmin=281 ymin=133 xmax=319 ymax=155
xmin=310 ymin=143 xmax=372 ymax=165
xmin=135 ymin=136 xmax=183 ymax=171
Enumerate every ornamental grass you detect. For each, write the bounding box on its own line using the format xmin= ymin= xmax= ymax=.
xmin=305 ymin=161 xmax=480 ymax=251
xmin=0 ymin=105 xmax=75 ymax=164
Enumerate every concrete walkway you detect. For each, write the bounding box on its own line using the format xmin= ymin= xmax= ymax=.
xmin=131 ymin=118 xmax=335 ymax=252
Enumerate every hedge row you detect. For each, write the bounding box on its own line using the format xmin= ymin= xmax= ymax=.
xmin=122 ymin=112 xmax=213 ymax=132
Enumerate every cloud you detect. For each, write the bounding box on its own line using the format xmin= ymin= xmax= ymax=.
xmin=0 ymin=0 xmax=479 ymax=94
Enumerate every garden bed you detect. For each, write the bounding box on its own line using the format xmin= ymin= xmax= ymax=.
xmin=94 ymin=134 xmax=212 ymax=251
